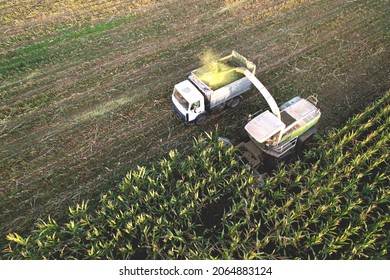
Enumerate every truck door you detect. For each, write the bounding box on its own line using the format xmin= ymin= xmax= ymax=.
xmin=187 ymin=99 xmax=205 ymax=122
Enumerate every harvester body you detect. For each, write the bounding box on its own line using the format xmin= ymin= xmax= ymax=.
xmin=217 ymin=57 xmax=321 ymax=169
xmin=237 ymin=95 xmax=321 ymax=169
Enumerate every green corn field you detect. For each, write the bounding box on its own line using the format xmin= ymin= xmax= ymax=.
xmin=4 ymin=91 xmax=389 ymax=260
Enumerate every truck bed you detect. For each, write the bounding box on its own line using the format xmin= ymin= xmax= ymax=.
xmin=194 ymin=63 xmax=245 ymax=89
xmin=188 ymin=51 xmax=256 ymax=109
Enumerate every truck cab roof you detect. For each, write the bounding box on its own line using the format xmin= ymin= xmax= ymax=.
xmin=174 ymin=80 xmax=203 ymax=104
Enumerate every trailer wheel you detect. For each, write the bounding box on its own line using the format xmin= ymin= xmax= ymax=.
xmin=195 ymin=113 xmax=208 ymax=125
xmin=227 ymin=97 xmax=241 ymax=108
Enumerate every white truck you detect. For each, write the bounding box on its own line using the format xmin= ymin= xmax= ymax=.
xmin=171 ymin=51 xmax=256 ymax=125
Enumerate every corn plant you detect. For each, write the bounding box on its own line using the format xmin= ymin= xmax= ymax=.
xmin=5 ymin=91 xmax=389 ymax=259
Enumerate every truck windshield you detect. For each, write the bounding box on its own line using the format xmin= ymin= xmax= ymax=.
xmin=173 ymin=89 xmax=189 ymax=110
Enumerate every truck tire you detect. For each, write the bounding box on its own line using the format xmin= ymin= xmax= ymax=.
xmin=227 ymin=97 xmax=241 ymax=108
xmin=195 ymin=113 xmax=208 ymax=125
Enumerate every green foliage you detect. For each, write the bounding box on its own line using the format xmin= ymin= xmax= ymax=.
xmin=5 ymin=132 xmax=251 ymax=259
xmin=5 ymin=92 xmax=389 ymax=259
xmin=0 ymin=15 xmax=134 ymax=78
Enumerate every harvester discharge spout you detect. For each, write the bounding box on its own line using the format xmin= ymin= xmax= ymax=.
xmin=235 ymin=67 xmax=281 ymax=120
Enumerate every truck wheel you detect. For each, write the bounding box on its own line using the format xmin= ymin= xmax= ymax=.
xmin=228 ymin=97 xmax=241 ymax=108
xmin=195 ymin=113 xmax=208 ymax=125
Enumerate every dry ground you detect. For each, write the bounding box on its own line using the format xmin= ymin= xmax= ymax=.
xmin=0 ymin=0 xmax=389 ymax=247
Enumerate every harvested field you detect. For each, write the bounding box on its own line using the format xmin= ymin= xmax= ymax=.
xmin=0 ymin=0 xmax=389 ymax=248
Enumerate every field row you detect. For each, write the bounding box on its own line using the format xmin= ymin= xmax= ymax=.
xmin=0 ymin=0 xmax=160 ymax=50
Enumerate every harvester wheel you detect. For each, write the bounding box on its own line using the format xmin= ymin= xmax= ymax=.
xmin=297 ymin=127 xmax=317 ymax=148
xmin=239 ymin=128 xmax=250 ymax=141
xmin=264 ymin=156 xmax=279 ymax=171
xmin=300 ymin=134 xmax=314 ymax=147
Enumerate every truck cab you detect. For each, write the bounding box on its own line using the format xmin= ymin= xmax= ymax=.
xmin=172 ymin=80 xmax=206 ymax=124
